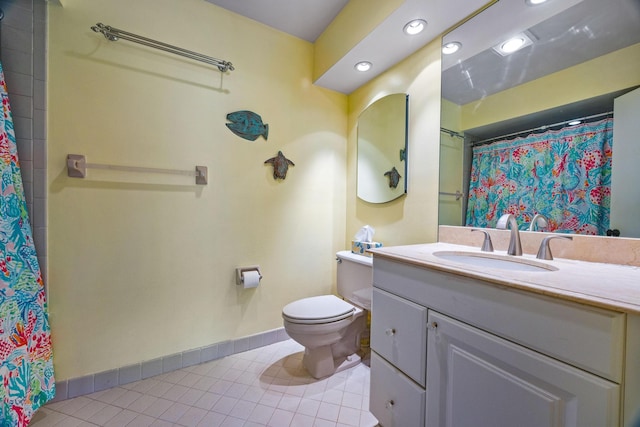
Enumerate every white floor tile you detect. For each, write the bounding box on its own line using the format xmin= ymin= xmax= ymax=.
xmin=337 ymin=406 xmax=361 ymax=426
xmin=177 ymin=372 xmax=204 ymax=388
xmin=141 ymin=398 xmax=173 ymax=418
xmin=157 ymin=401 xmax=190 ymax=423
xmin=149 ymin=419 xmax=174 ymax=427
xmin=259 ymin=390 xmax=283 ymax=407
xmin=290 ymin=412 xmax=315 ymax=427
xmin=193 ymin=392 xmax=222 ymax=411
xmin=74 ymin=399 xmax=108 ymax=420
xmin=220 ymin=416 xmax=247 ymax=427
xmin=196 ymin=411 xmax=227 ymax=427
xmin=247 ymin=403 xmax=275 ymax=424
xmin=39 ymin=340 xmax=377 ymax=427
xmin=212 ymin=396 xmax=239 ymax=415
xmin=313 ymin=418 xmax=338 ymax=427
xmin=112 ymin=390 xmax=144 ymax=408
xmin=160 ymin=384 xmax=189 ymax=402
xmin=341 ymin=392 xmax=363 ymax=410
xmin=88 ymin=404 xmax=122 ymax=425
xmin=176 ymin=406 xmax=208 ymax=425
xmin=297 ymin=398 xmax=320 ymax=417
xmin=321 ymin=389 xmax=344 ymax=405
xmin=176 ymin=387 xmax=205 ymax=406
xmin=268 ymin=408 xmax=295 ymax=426
xmin=317 ymin=401 xmax=340 ymax=422
xmin=127 ymin=413 xmax=155 ymax=427
xmin=277 ymin=395 xmax=302 ymax=412
xmin=103 ymin=409 xmax=138 ymax=426
xmin=228 ymin=399 xmax=256 ymax=420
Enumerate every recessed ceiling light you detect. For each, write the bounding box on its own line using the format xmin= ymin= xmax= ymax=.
xmin=526 ymin=0 xmax=548 ymax=5
xmin=492 ymin=32 xmax=534 ymax=56
xmin=442 ymin=42 xmax=462 ymax=55
xmin=403 ymin=19 xmax=427 ymax=35
xmin=354 ymin=61 xmax=372 ymax=72
xmin=502 ymin=37 xmax=526 ymax=53
xmin=568 ymin=120 xmax=582 ymax=126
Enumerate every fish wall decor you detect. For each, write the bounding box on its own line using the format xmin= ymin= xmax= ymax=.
xmin=264 ymin=151 xmax=295 ymax=180
xmin=226 ymin=110 xmax=269 ymax=141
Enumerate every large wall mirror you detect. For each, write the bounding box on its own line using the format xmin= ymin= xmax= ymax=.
xmin=439 ymin=0 xmax=640 ymax=237
xmin=357 ymin=93 xmax=409 ymax=203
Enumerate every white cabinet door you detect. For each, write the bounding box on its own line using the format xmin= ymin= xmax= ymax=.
xmin=426 ymin=311 xmax=620 ymax=427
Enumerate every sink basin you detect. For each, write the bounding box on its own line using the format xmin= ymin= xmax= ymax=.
xmin=433 ymin=251 xmax=557 ymax=272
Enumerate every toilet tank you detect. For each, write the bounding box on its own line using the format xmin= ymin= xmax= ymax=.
xmin=336 ymin=250 xmax=373 ymax=310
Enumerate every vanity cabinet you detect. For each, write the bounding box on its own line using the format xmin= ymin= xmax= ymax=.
xmin=369 ymin=256 xmax=629 ymax=427
xmin=426 ymin=311 xmax=618 ymax=427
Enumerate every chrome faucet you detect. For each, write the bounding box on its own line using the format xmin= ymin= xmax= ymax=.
xmin=496 ymin=214 xmax=522 ymax=256
xmin=471 ymin=229 xmax=494 ymax=252
xmin=537 ymin=235 xmax=573 ymax=260
xmin=529 ymin=213 xmax=548 ymax=231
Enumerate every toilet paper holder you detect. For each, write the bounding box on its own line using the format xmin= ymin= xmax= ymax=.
xmin=236 ymin=265 xmax=262 ymax=286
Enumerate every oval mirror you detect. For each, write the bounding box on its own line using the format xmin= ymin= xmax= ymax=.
xmin=357 ymin=93 xmax=409 ymax=203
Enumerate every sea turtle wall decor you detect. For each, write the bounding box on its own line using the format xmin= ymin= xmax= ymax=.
xmin=226 ymin=110 xmax=269 ymax=141
xmin=264 ymin=151 xmax=295 ymax=180
xmin=384 ymin=166 xmax=402 ymax=189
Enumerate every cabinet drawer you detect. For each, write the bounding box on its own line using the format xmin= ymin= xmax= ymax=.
xmin=370 ymin=351 xmax=425 ymax=427
xmin=371 ymin=288 xmax=427 ymax=386
xmin=374 ymin=258 xmax=625 ymax=382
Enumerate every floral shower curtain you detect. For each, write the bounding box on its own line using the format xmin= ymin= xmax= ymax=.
xmin=466 ymin=118 xmax=614 ymax=235
xmin=0 ymin=63 xmax=55 ymax=425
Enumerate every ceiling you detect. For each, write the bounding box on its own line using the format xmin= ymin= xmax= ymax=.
xmin=205 ymin=0 xmax=488 ymax=94
xmin=203 ymin=0 xmax=349 ymax=43
xmin=205 ymin=0 xmax=640 ymax=99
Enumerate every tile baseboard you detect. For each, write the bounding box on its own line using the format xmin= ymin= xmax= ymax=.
xmin=51 ymin=327 xmax=290 ymax=402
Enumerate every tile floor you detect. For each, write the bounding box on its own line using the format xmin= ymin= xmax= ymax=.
xmin=31 ymin=340 xmax=379 ymax=427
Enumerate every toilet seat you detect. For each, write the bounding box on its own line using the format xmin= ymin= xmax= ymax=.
xmin=282 ymin=295 xmax=355 ymax=324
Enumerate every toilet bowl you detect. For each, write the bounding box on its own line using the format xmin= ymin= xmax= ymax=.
xmin=282 ymin=251 xmax=372 ymax=379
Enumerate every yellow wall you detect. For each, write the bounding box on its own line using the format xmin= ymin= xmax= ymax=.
xmin=48 ymin=0 xmax=347 ymax=380
xmin=347 ymin=39 xmax=443 ymax=246
xmin=460 ymin=43 xmax=640 ymax=130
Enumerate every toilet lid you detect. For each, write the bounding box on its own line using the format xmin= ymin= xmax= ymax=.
xmin=282 ymin=295 xmax=355 ymax=324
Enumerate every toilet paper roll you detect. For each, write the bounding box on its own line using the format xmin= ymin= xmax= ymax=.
xmin=242 ymin=270 xmax=261 ymax=289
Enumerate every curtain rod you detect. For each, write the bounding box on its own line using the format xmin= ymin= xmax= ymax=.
xmin=91 ymin=23 xmax=234 ymax=73
xmin=472 ymin=111 xmax=613 ymax=146
xmin=440 ymin=127 xmax=465 ymax=139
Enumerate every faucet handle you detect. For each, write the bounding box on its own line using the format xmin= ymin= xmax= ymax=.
xmin=536 ymin=235 xmax=573 ymax=260
xmin=471 ymin=229 xmax=494 ymax=252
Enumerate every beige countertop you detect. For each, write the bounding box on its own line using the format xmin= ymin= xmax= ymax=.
xmin=370 ymin=242 xmax=640 ymax=315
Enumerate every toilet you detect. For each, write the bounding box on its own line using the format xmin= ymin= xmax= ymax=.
xmin=282 ymin=250 xmax=373 ymax=379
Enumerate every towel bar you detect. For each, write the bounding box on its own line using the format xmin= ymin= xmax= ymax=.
xmin=66 ymin=154 xmax=208 ymax=185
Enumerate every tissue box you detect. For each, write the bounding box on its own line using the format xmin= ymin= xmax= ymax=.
xmin=351 ymin=241 xmax=383 ymax=257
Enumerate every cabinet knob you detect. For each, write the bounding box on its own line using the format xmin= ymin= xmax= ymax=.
xmin=428 ymin=321 xmax=438 ymax=330
xmin=385 ymin=399 xmax=395 ymax=409
xmin=385 ymin=328 xmax=396 ymax=336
